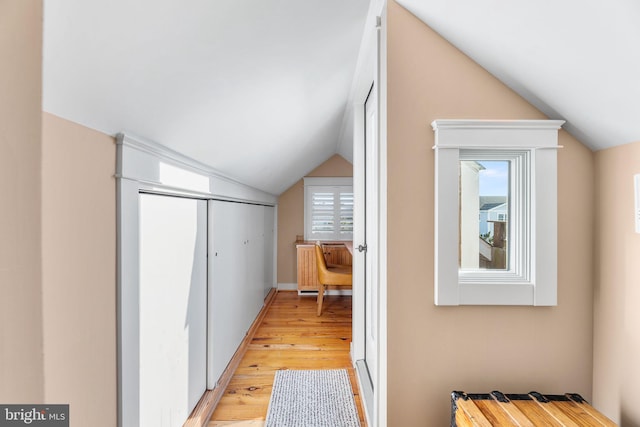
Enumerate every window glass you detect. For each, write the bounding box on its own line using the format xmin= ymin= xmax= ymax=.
xmin=459 ymin=160 xmax=510 ymax=271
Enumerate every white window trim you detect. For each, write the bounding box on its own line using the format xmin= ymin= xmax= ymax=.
xmin=432 ymin=119 xmax=564 ymax=306
xmin=303 ymin=177 xmax=353 ymax=241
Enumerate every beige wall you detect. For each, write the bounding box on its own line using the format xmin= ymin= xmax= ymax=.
xmin=386 ymin=2 xmax=595 ymax=424
xmin=593 ymin=141 xmax=640 ymax=425
xmin=0 ymin=0 xmax=45 ymax=402
xmin=41 ymin=113 xmax=117 ymax=426
xmin=0 ymin=4 xmax=118 ymax=420
xmin=276 ymin=154 xmax=353 ymax=284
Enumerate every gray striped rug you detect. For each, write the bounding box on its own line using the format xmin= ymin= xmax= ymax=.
xmin=265 ymin=369 xmax=360 ymax=427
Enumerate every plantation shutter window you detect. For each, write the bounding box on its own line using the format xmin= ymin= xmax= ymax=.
xmin=304 ymin=177 xmax=353 ymax=241
xmin=339 ymin=192 xmax=354 ymax=234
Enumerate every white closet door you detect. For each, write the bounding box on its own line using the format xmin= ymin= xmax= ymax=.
xmin=208 ymin=201 xmax=273 ymax=387
xmin=139 ymin=194 xmax=207 ymax=427
xmin=208 ymin=200 xmax=244 ymax=387
xmin=248 ymin=204 xmax=265 ymax=308
xmin=263 ymin=206 xmax=275 ymax=297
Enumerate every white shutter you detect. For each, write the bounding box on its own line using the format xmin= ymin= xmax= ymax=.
xmin=339 ymin=191 xmax=354 ymax=234
xmin=304 ymin=179 xmax=354 ymax=241
xmin=311 ymin=191 xmax=335 ymax=235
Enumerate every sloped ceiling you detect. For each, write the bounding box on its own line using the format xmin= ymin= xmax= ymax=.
xmin=44 ymin=1 xmax=639 ymax=196
xmin=396 ymin=0 xmax=640 ymax=151
xmin=43 ymin=0 xmax=369 ymax=195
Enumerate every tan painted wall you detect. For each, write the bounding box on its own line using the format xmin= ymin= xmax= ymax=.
xmin=41 ymin=113 xmax=117 ymax=426
xmin=276 ymin=154 xmax=353 ymax=284
xmin=593 ymin=141 xmax=640 ymax=425
xmin=0 ymin=0 xmax=44 ymax=402
xmin=386 ymin=2 xmax=595 ymax=424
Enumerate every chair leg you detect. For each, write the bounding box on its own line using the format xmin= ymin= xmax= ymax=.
xmin=317 ymin=284 xmax=326 ymax=316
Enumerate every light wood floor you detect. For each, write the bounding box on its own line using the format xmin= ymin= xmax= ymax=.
xmin=208 ymin=291 xmax=366 ymax=426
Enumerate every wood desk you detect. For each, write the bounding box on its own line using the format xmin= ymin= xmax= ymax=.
xmin=343 ymin=242 xmax=353 ymax=255
xmin=295 ymin=241 xmax=352 ymax=292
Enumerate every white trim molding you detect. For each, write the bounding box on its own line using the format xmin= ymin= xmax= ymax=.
xmin=117 ymin=133 xmax=277 ymax=205
xmin=432 ymin=119 xmax=564 ymax=306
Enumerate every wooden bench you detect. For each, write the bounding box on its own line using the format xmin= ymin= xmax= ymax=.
xmin=451 ymin=391 xmax=617 ymax=426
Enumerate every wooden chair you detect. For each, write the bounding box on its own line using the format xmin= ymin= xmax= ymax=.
xmin=314 ymin=244 xmax=352 ymax=316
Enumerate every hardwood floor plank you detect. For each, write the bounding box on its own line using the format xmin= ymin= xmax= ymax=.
xmin=209 ymin=421 xmax=265 ymax=427
xmin=209 ymin=292 xmax=366 ymax=425
xmin=185 ymin=289 xmax=278 ymax=427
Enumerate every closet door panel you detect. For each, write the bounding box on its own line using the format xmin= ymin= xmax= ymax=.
xmin=208 ymin=200 xmax=246 ymax=386
xmin=139 ymin=194 xmax=207 ymax=427
xmin=263 ymin=206 xmax=275 ymax=297
xmin=248 ymin=204 xmax=265 ymax=314
xmin=207 ymin=201 xmax=274 ymax=388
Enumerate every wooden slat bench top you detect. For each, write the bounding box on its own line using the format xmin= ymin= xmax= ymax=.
xmin=452 ymin=391 xmax=617 ymax=427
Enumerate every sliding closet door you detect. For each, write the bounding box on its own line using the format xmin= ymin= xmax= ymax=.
xmin=208 ymin=200 xmax=245 ymax=387
xmin=247 ymin=204 xmax=266 ymax=304
xmin=139 ymin=194 xmax=207 ymax=427
xmin=208 ymin=200 xmax=268 ymax=387
xmin=263 ymin=206 xmax=275 ymax=297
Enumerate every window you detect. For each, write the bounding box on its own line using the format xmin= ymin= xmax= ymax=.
xmin=304 ymin=177 xmax=353 ymax=241
xmin=459 ymin=151 xmax=527 ymax=277
xmin=432 ymin=119 xmax=564 ymax=306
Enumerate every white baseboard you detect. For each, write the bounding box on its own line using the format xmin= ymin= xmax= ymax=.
xmin=277 ymin=283 xmax=352 ymax=296
xmin=298 ymin=289 xmax=353 ymax=296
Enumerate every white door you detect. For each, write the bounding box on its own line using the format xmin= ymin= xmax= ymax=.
xmin=263 ymin=206 xmax=276 ymax=297
xmin=208 ymin=200 xmax=266 ymax=388
xmin=139 ymin=193 xmax=207 ymax=427
xmin=208 ymin=200 xmax=246 ymax=387
xmin=364 ymin=83 xmax=378 ymax=387
xmin=352 ymin=13 xmax=385 ymax=425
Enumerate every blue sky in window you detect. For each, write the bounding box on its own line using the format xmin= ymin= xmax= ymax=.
xmin=478 ymin=161 xmax=509 ymax=196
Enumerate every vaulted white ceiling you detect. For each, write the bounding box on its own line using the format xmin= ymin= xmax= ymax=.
xmin=43 ymin=1 xmax=639 ymax=195
xmin=43 ymin=0 xmax=370 ymax=195
xmin=397 ymin=0 xmax=640 ymax=151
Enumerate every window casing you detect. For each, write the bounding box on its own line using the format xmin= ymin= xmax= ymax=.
xmin=432 ymin=119 xmax=564 ymax=306
xmin=304 ymin=177 xmax=353 ymax=241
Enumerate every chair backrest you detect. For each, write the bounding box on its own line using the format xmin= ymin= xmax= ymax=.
xmin=314 ymin=244 xmax=328 ymax=275
xmin=315 ymin=243 xmax=351 ymax=287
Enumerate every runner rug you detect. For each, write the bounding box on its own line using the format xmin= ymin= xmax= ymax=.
xmin=265 ymin=369 xmax=360 ymax=427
